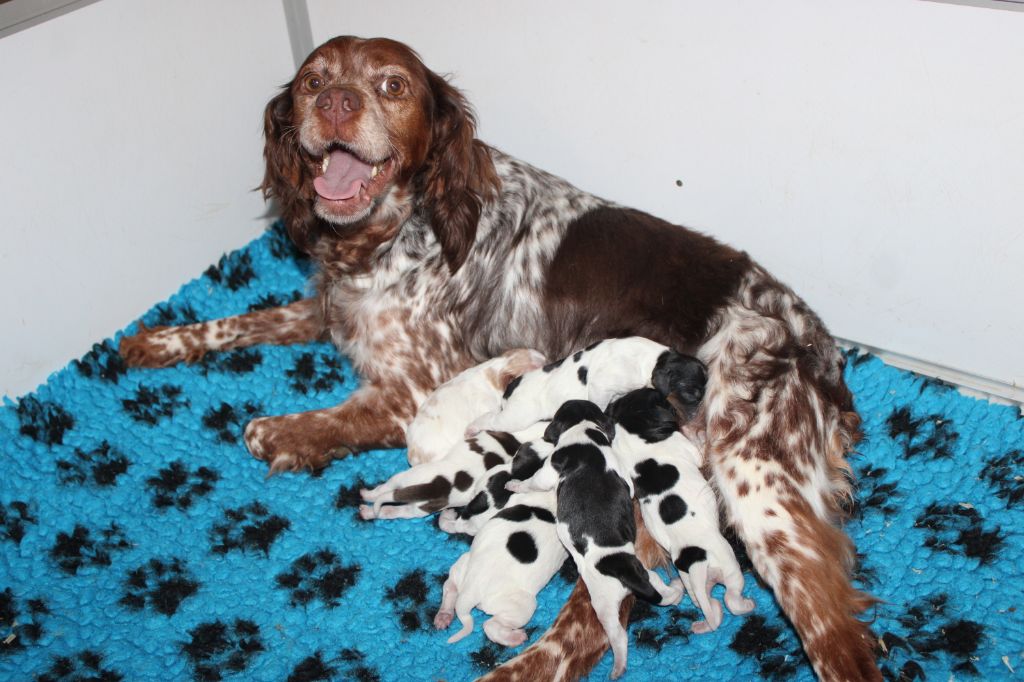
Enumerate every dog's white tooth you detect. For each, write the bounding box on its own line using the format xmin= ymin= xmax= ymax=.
xmin=371 ymin=165 xmax=379 ymax=179
xmin=322 ymin=155 xmax=329 ymax=173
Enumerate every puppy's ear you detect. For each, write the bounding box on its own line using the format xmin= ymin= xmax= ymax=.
xmin=511 ymin=442 xmax=544 ymax=480
xmin=493 ymin=349 xmax=547 ymax=390
xmin=597 ymin=414 xmax=617 ymax=443
xmin=543 ymin=419 xmax=567 ymax=445
xmin=652 ymin=351 xmax=707 ymax=405
xmin=261 ymin=87 xmax=319 ymax=253
xmin=421 ymin=71 xmax=500 ymax=273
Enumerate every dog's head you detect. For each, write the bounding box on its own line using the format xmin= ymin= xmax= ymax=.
xmin=651 ymin=350 xmax=707 ymax=421
xmin=543 ymin=399 xmax=616 ymax=446
xmin=604 ymin=388 xmax=680 ymax=443
xmin=261 ymin=36 xmax=499 ymax=271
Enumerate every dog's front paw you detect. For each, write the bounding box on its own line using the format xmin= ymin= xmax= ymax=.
xmin=120 ymin=324 xmax=204 ymax=367
xmin=244 ymin=415 xmax=349 ymax=473
xmin=434 ymin=609 xmax=454 ymax=630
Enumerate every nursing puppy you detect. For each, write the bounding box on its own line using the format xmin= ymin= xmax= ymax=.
xmin=438 ymin=432 xmax=553 ymax=535
xmin=467 ymin=337 xmax=705 ymax=437
xmin=435 ymin=490 xmax=565 ymax=647
xmin=607 ymin=388 xmax=754 ymax=633
xmin=360 ymin=426 xmax=535 ymax=520
xmin=406 ymin=348 xmax=546 ymax=465
xmin=507 ymin=400 xmax=682 ymax=680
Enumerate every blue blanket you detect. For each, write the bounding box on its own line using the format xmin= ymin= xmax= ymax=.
xmin=2 ymin=223 xmax=1021 ymax=681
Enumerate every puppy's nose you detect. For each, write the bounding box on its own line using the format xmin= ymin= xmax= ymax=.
xmin=315 ymin=87 xmax=362 ymax=122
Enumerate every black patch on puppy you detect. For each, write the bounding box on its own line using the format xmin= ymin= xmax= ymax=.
xmin=659 ymin=494 xmax=688 ymax=524
xmin=551 ymin=443 xmax=634 ymax=553
xmin=634 ymin=459 xmax=680 ymax=498
xmin=584 ymin=428 xmax=610 ymax=447
xmin=460 ymin=491 xmax=490 ymax=521
xmin=573 ymin=350 xmax=584 ymax=362
xmin=482 ymin=452 xmax=505 ymax=470
xmin=544 ymin=400 xmax=615 ymax=444
xmin=606 ymin=388 xmax=680 ymax=443
xmin=496 ymin=505 xmax=556 ymax=524
xmin=577 ymin=366 xmax=588 ymax=385
xmin=594 ymin=552 xmax=662 ymax=604
xmin=487 ymin=431 xmax=522 ymax=457
xmin=674 ymin=546 xmax=708 ymax=573
xmin=511 ymin=444 xmax=544 ymax=480
xmin=507 ymin=531 xmax=538 ymax=564
xmin=393 ymin=475 xmax=452 ymax=503
xmin=453 ymin=471 xmax=474 ymax=491
xmin=502 ymin=375 xmax=523 ymax=400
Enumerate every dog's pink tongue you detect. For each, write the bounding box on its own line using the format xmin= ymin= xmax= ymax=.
xmin=314 ymin=150 xmax=372 ymax=200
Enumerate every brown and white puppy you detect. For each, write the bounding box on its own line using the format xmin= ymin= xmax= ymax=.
xmin=120 ymin=36 xmax=878 ymax=681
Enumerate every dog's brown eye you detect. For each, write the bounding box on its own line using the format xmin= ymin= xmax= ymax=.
xmin=382 ymin=76 xmax=406 ymax=97
xmin=303 ymin=74 xmax=325 ymax=92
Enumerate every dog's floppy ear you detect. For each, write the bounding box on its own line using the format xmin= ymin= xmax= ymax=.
xmin=261 ymin=87 xmax=319 ymax=254
xmin=421 ymin=70 xmax=500 ymax=273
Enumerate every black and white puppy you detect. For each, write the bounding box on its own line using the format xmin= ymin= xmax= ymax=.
xmin=467 ymin=337 xmax=706 ymax=436
xmin=434 ymin=489 xmax=565 ymax=647
xmin=437 ymin=432 xmax=554 ymax=535
xmin=607 ymin=389 xmax=754 ymax=633
xmin=507 ymin=400 xmax=682 ymax=680
xmin=359 ymin=423 xmax=546 ymax=520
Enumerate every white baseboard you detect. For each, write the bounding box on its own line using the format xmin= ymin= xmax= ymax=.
xmin=835 ymin=337 xmax=1024 ymax=413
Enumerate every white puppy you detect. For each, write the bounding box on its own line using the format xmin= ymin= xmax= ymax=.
xmin=466 ymin=337 xmax=705 ymax=437
xmin=606 ymin=389 xmax=754 ymax=633
xmin=434 ymin=490 xmax=565 ymax=647
xmin=406 ymin=348 xmax=546 ymax=465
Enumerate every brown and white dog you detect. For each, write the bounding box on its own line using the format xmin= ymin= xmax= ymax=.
xmin=119 ymin=36 xmax=879 ymax=681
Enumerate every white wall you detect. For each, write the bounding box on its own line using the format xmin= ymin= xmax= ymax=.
xmin=0 ymin=0 xmax=296 ymax=397
xmin=309 ymin=0 xmax=1024 ymax=396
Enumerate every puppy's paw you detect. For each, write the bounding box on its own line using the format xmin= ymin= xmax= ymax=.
xmin=725 ymin=593 xmax=755 ymax=615
xmin=434 ymin=609 xmax=454 ymax=630
xmin=358 ymin=505 xmax=377 ymax=520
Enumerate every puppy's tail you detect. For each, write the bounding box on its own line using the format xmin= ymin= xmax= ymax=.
xmin=479 ymin=504 xmax=666 ymax=682
xmin=447 ymin=604 xmax=475 ymax=644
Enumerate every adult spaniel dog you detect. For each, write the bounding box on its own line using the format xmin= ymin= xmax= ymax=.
xmin=120 ymin=37 xmax=879 ymax=681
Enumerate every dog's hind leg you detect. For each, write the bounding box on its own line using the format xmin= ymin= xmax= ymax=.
xmin=699 ymin=273 xmax=880 ymax=681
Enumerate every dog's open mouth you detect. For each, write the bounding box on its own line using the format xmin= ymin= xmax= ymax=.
xmin=313 ymin=145 xmax=396 ymax=217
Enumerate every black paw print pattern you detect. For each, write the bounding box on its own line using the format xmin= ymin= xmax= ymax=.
xmin=629 ymin=599 xmax=697 ymax=653
xmin=121 ymin=384 xmax=189 ymax=425
xmin=286 ymin=352 xmax=348 ymax=395
xmin=979 ymin=449 xmax=1023 ymax=508
xmin=49 ymin=523 xmax=131 ymax=575
xmin=0 ymin=501 xmax=36 ymax=544
xmin=275 ymin=548 xmax=361 ymax=608
xmin=119 ymin=558 xmax=199 ymax=616
xmin=887 ymin=406 xmax=959 ymax=460
xmin=384 ymin=569 xmax=443 ymax=633
xmin=146 ymin=461 xmax=219 ymax=511
xmin=16 ymin=397 xmax=75 ymax=446
xmin=286 ymin=648 xmax=381 ymax=682
xmin=469 ymin=641 xmax=516 ymax=673
xmin=729 ymin=614 xmax=808 ymax=679
xmin=144 ymin=302 xmax=200 ymax=327
xmin=181 ymin=619 xmax=264 ymax=682
xmin=33 ymin=650 xmax=123 ymax=682
xmin=248 ymin=291 xmax=303 ymax=313
xmin=265 ymin=221 xmax=305 ymax=262
xmin=1 ymin=589 xmax=49 ymax=655
xmin=73 ymin=339 xmax=127 ymax=384
xmin=201 ymin=402 xmax=261 ymax=444
xmin=334 ymin=478 xmax=371 ymax=521
xmin=204 ymin=251 xmax=256 ymax=291
xmin=854 ymin=463 xmax=901 ymax=518
xmin=209 ymin=502 xmax=290 ymax=556
xmin=56 ymin=441 xmax=130 ymax=487
xmin=197 ymin=349 xmax=264 ymax=376
xmin=879 ymin=593 xmax=986 ymax=677
xmin=914 ymin=502 xmax=1005 ymax=564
